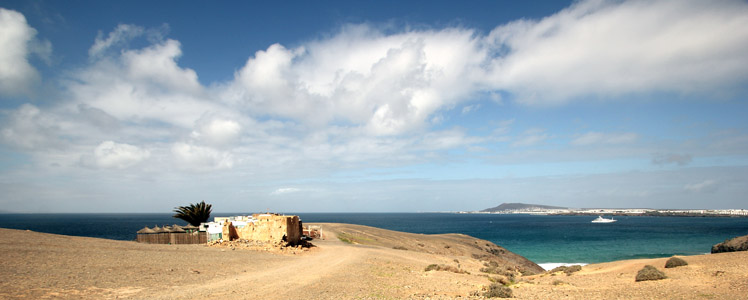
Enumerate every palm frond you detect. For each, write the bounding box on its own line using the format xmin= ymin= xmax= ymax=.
xmin=172 ymin=200 xmax=212 ymax=226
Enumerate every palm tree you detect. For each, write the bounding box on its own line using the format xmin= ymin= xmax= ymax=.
xmin=173 ymin=201 xmax=213 ymax=226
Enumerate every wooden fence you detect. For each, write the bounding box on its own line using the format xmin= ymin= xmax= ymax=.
xmin=136 ymin=232 xmax=207 ymax=244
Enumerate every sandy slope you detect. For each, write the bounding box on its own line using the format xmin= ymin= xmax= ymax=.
xmin=516 ymin=251 xmax=748 ymax=299
xmin=1 ymin=225 xmax=747 ymax=299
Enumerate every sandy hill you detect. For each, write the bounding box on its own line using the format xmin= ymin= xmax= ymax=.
xmin=1 ymin=226 xmax=747 ymax=299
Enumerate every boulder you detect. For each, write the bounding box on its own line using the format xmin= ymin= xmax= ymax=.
xmin=711 ymin=234 xmax=748 ymax=253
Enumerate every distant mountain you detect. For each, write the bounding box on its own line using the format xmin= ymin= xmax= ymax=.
xmin=481 ymin=202 xmax=567 ymax=213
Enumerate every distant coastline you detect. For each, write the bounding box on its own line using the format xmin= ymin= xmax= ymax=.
xmin=465 ymin=202 xmax=748 ymax=218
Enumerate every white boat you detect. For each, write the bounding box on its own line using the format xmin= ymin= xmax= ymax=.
xmin=591 ymin=216 xmax=617 ymax=223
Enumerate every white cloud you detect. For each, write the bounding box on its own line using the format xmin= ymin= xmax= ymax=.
xmin=190 ymin=117 xmax=241 ymax=147
xmin=652 ymin=153 xmax=693 ymax=166
xmin=81 ymin=141 xmax=150 ymax=169
xmin=492 ymin=119 xmax=515 ymax=136
xmin=461 ymin=104 xmax=481 ymax=115
xmin=3 ymin=1 xmax=748 ymax=213
xmin=572 ymin=132 xmax=638 ymax=145
xmin=171 ymin=142 xmax=233 ymax=171
xmin=485 ymin=0 xmax=748 ymax=104
xmin=512 ymin=129 xmax=549 ymax=147
xmin=419 ymin=128 xmax=483 ymax=150
xmin=270 ymin=187 xmax=300 ymax=195
xmin=68 ymin=37 xmax=222 ymax=129
xmin=226 ymin=25 xmax=487 ymax=135
xmin=122 ymin=39 xmax=202 ymax=93
xmin=0 ymin=104 xmax=59 ymax=149
xmin=76 ymin=104 xmax=121 ymax=131
xmin=218 ymin=0 xmax=748 ymax=135
xmin=685 ymin=179 xmax=718 ymax=193
xmin=0 ymin=8 xmax=46 ymax=96
xmin=88 ymin=24 xmax=144 ymax=58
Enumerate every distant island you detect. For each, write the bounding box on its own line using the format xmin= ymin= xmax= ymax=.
xmin=466 ymin=203 xmax=748 ymax=217
xmin=481 ymin=202 xmax=567 ymax=213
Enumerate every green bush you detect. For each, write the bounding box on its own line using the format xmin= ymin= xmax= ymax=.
xmin=635 ymin=265 xmax=667 ymax=282
xmin=484 ymin=283 xmax=513 ymax=298
xmin=425 ymin=264 xmax=439 ymax=271
xmin=664 ymin=257 xmax=688 ymax=268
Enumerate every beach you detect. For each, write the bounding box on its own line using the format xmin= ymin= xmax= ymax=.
xmin=1 ymin=225 xmax=747 ymax=299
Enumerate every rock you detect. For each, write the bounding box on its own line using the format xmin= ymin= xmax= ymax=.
xmin=711 ymin=234 xmax=748 ymax=253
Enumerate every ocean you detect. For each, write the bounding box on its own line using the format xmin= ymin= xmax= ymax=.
xmin=2 ymin=213 xmax=747 ymax=267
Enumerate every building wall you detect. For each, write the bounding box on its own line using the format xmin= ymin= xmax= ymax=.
xmin=222 ymin=214 xmax=301 ymax=244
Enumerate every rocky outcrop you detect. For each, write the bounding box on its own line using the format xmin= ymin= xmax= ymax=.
xmin=711 ymin=234 xmax=748 ymax=253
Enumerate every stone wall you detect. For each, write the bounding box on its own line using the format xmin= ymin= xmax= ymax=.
xmin=222 ymin=214 xmax=302 ymax=245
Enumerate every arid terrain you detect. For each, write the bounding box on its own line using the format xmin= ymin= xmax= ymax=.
xmin=1 ymin=224 xmax=747 ymax=299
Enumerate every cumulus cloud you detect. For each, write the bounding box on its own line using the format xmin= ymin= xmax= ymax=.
xmin=572 ymin=132 xmax=638 ymax=146
xmin=3 ymin=1 xmax=748 ymax=212
xmin=171 ymin=142 xmax=233 ymax=171
xmin=81 ymin=141 xmax=150 ymax=169
xmin=0 ymin=8 xmax=49 ymax=96
xmin=485 ymin=0 xmax=748 ymax=104
xmin=68 ymin=36 xmax=221 ymax=128
xmin=2 ymin=1 xmax=747 ymax=183
xmin=652 ymin=153 xmax=692 ymax=166
xmin=684 ymin=179 xmax=718 ymax=193
xmin=225 ymin=25 xmax=487 ymax=135
xmin=219 ymin=0 xmax=748 ymax=136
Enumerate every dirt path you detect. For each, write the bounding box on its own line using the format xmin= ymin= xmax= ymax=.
xmin=155 ymin=236 xmax=368 ymax=299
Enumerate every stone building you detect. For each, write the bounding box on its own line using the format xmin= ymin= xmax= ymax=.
xmin=221 ymin=213 xmax=302 ymax=245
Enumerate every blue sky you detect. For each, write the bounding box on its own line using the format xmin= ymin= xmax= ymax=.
xmin=1 ymin=0 xmax=747 ymax=212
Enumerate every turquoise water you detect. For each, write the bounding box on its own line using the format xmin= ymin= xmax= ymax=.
xmin=2 ymin=213 xmax=746 ymax=264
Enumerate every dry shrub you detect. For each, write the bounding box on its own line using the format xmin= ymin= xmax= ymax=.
xmin=424 ymin=263 xmax=468 ymax=274
xmin=488 ymin=275 xmax=512 ymax=286
xmin=549 ymin=265 xmax=582 ymax=275
xmin=484 ymin=282 xmax=513 ymax=298
xmin=636 ymin=265 xmax=667 ymax=282
xmin=392 ymin=246 xmax=408 ymax=250
xmin=481 ymin=261 xmax=520 ymax=281
xmin=664 ymin=257 xmax=688 ymax=268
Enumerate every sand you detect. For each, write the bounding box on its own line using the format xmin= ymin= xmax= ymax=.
xmin=1 ymin=224 xmax=746 ymax=299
